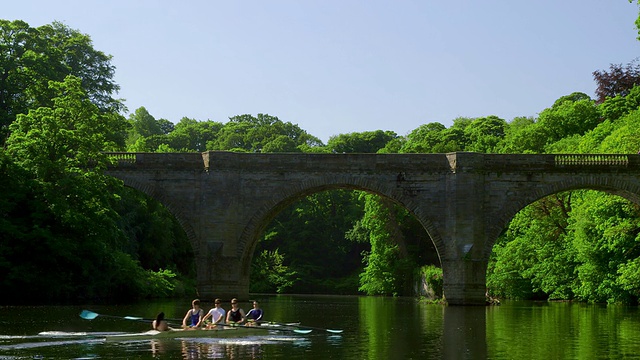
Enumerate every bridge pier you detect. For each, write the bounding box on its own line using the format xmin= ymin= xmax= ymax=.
xmin=441 ymin=259 xmax=488 ymax=305
xmin=197 ymin=282 xmax=249 ymax=302
xmin=195 ymin=253 xmax=251 ymax=302
xmin=439 ymin=152 xmax=489 ymax=305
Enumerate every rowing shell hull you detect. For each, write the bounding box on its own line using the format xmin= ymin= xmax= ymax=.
xmin=105 ymin=327 xmax=270 ymax=341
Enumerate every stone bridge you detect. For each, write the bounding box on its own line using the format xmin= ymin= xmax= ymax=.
xmin=104 ymin=151 xmax=640 ymax=305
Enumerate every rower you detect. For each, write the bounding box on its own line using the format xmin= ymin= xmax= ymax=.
xmin=226 ymin=298 xmax=246 ymax=325
xmin=202 ymin=298 xmax=226 ymax=329
xmin=182 ymin=299 xmax=204 ymax=328
xmin=245 ymin=301 xmax=263 ymax=325
xmin=152 ymin=312 xmax=172 ymax=331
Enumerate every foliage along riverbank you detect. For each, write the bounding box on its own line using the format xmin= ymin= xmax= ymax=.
xmin=2 ymin=15 xmax=640 ymax=304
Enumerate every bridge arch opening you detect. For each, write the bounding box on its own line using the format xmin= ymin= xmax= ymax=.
xmin=486 ymin=186 xmax=640 ymax=304
xmin=113 ymin=185 xmax=197 ymax=295
xmin=241 ymin=186 xmax=442 ymax=297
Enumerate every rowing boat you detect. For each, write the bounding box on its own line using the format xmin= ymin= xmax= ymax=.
xmin=105 ymin=326 xmax=272 ymax=341
xmin=80 ymin=310 xmax=342 ymax=334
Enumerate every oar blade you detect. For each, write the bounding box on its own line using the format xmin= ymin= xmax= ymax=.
xmin=79 ymin=310 xmax=99 ymax=320
xmin=261 ymin=320 xmax=341 ymax=334
xmin=124 ymin=316 xmax=144 ymax=320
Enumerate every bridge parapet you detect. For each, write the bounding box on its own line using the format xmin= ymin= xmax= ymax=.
xmin=105 ymin=152 xmax=205 ymax=170
xmin=202 ymin=151 xmax=453 ymax=172
xmin=470 ymin=153 xmax=635 ymax=172
xmin=105 ymin=151 xmax=638 ymax=173
xmin=554 ymin=154 xmax=629 ymax=167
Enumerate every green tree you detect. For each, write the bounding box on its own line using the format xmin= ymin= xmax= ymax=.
xmin=463 ymin=115 xmax=507 ymax=153
xmin=565 ymin=120 xmax=616 ymax=154
xmin=597 ymin=83 xmax=640 ymax=123
xmin=207 ymin=114 xmax=321 ymax=152
xmin=544 ymin=134 xmax=584 ymax=154
xmin=400 ymin=122 xmax=447 ymax=153
xmin=499 ymin=117 xmax=549 ymax=154
xmin=169 ymin=117 xmax=222 ymax=152
xmin=157 ymin=118 xmax=175 ymax=134
xmin=441 ymin=117 xmax=473 ymax=151
xmin=569 ymin=192 xmax=640 ymax=303
xmin=129 ymin=106 xmax=162 ymax=138
xmin=2 ymin=76 xmax=131 ymax=301
xmin=504 ymin=116 xmax=536 ymax=137
xmin=7 ymin=76 xmax=126 ymax=183
xmin=357 ymin=194 xmax=421 ymax=296
xmin=537 ymin=92 xmax=600 ymax=143
xmin=326 ymin=130 xmax=397 ymax=153
xmin=0 ymin=20 xmax=121 ymax=144
xmin=261 ymin=135 xmax=299 ymax=152
xmin=114 ymin=187 xmax=195 ymax=277
xmin=487 ymin=193 xmax=577 ymax=300
xmin=598 ymin=109 xmax=640 ymax=153
xmin=254 ymin=190 xmax=367 ymax=294
xmin=378 ymin=136 xmax=405 ymax=154
xmin=488 ymin=89 xmax=640 ymax=303
xmin=617 ymin=257 xmax=640 ymax=298
xmin=250 ymin=249 xmax=299 ymax=293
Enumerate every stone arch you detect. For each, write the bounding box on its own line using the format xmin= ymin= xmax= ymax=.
xmin=113 ymin=175 xmax=199 ymax=254
xmin=235 ymin=174 xmax=444 ymax=280
xmin=483 ymin=175 xmax=640 ymax=258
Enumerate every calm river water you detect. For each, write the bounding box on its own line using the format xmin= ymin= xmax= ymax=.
xmin=1 ymin=295 xmax=640 ymax=359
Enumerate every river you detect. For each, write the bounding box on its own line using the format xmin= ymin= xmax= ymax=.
xmin=1 ymin=295 xmax=639 ymax=359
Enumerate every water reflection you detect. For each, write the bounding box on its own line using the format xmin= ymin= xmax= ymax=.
xmin=162 ymin=335 xmax=309 ymax=359
xmin=2 ymin=298 xmax=640 ymax=359
xmin=179 ymin=340 xmax=227 ymax=359
xmin=149 ymin=338 xmax=264 ymax=359
xmin=442 ymin=306 xmax=487 ymax=359
xmin=150 ymin=339 xmax=165 ymax=357
xmin=326 ymin=334 xmax=343 ymax=346
xmin=357 ymin=296 xmax=487 ymax=359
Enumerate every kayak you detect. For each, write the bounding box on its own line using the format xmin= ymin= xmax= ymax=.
xmin=105 ymin=326 xmax=272 ymax=341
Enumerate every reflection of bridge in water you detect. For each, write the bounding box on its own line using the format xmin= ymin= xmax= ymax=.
xmin=104 ymin=151 xmax=640 ymax=305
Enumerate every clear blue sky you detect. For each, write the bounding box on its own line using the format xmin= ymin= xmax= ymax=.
xmin=5 ymin=1 xmax=640 ymax=143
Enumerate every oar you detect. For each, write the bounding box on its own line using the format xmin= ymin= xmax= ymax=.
xmin=121 ymin=315 xmax=183 ymax=322
xmin=227 ymin=322 xmax=312 ymax=334
xmin=295 ymin=324 xmax=343 ymax=334
xmin=261 ymin=320 xmax=343 ymax=334
xmin=79 ymin=310 xmax=181 ymax=326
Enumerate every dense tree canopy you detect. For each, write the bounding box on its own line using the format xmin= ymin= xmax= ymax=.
xmin=2 ymin=77 xmax=131 ymax=301
xmin=3 ymin=15 xmax=640 ymax=304
xmin=0 ymin=21 xmax=189 ymax=303
xmin=0 ymin=20 xmax=122 ymax=145
xmin=326 ymin=130 xmax=398 ymax=153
